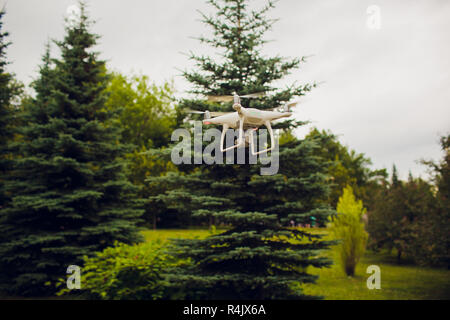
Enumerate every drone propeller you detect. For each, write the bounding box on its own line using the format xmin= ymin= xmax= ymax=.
xmin=283 ymin=101 xmax=299 ymax=112
xmin=185 ymin=110 xmax=229 ymax=116
xmin=185 ymin=110 xmax=206 ymax=114
xmin=240 ymin=92 xmax=266 ymax=98
xmin=206 ymin=96 xmax=234 ymax=103
xmin=267 ymin=101 xmax=299 ymax=112
xmin=185 ymin=109 xmax=230 ymax=119
xmin=206 ymin=92 xmax=266 ymax=102
xmin=268 ymin=101 xmax=299 ymax=112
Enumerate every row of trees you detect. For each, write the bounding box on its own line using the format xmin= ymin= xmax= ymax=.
xmin=368 ymin=148 xmax=449 ymax=267
xmin=0 ymin=1 xmax=337 ymax=297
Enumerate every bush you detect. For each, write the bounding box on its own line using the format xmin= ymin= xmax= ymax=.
xmin=329 ymin=186 xmax=368 ymax=276
xmin=57 ymin=240 xmax=177 ymax=300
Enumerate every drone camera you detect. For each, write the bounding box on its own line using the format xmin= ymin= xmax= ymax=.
xmin=232 ymin=104 xmax=241 ymax=111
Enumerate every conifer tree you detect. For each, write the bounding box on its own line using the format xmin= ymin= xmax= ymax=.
xmin=0 ymin=3 xmax=143 ymax=295
xmin=391 ymin=164 xmax=400 ymax=188
xmin=149 ymin=0 xmax=334 ymax=299
xmin=0 ymin=9 xmax=21 ymax=211
xmin=0 ymin=10 xmax=13 ymax=151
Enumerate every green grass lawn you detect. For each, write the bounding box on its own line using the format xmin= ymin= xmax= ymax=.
xmin=2 ymin=228 xmax=448 ymax=300
xmin=302 ymin=251 xmax=450 ymax=300
xmin=144 ymin=228 xmax=450 ymax=300
xmin=142 ymin=228 xmax=219 ymax=242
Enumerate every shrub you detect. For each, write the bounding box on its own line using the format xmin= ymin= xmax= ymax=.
xmin=57 ymin=240 xmax=177 ymax=300
xmin=329 ymin=186 xmax=368 ymax=276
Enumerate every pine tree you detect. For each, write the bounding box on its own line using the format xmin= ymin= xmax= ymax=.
xmin=148 ymin=0 xmax=334 ymax=299
xmin=391 ymin=164 xmax=400 ymax=188
xmin=0 ymin=10 xmax=13 ymax=152
xmin=0 ymin=3 xmax=143 ymax=295
xmin=0 ymin=9 xmax=21 ymax=211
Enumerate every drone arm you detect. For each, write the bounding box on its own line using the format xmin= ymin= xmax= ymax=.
xmin=220 ymin=123 xmax=245 ymax=152
xmin=238 ymin=117 xmax=244 ymax=145
xmin=250 ymin=120 xmax=275 ymax=155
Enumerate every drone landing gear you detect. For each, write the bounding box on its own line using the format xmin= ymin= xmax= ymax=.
xmin=249 ymin=121 xmax=275 ymax=155
xmin=220 ymin=120 xmax=275 ymax=155
xmin=219 ymin=120 xmax=245 ymax=152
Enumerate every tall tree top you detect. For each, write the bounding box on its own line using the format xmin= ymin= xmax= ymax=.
xmin=48 ymin=2 xmax=108 ymax=122
xmin=55 ymin=2 xmax=102 ymax=78
xmin=0 ymin=9 xmax=13 ymax=108
xmin=182 ymin=0 xmax=314 ymax=128
xmin=392 ymin=164 xmax=400 ymax=188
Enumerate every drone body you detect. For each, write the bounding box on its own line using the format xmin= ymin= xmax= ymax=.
xmin=203 ymin=107 xmax=291 ymax=129
xmin=191 ymin=93 xmax=295 ymax=155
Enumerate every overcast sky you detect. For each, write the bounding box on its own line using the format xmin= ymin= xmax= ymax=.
xmin=3 ymin=0 xmax=450 ymax=179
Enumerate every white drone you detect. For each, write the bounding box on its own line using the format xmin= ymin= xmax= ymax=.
xmin=188 ymin=93 xmax=297 ymax=155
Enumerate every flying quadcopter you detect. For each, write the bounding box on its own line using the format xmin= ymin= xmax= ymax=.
xmin=188 ymin=93 xmax=297 ymax=155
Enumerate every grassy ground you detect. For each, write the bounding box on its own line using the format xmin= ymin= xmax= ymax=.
xmin=144 ymin=228 xmax=450 ymax=300
xmin=302 ymin=250 xmax=450 ymax=300
xmin=142 ymin=228 xmax=226 ymax=243
xmin=2 ymin=228 xmax=448 ymax=300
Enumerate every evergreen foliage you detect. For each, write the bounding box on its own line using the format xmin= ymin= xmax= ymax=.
xmin=0 ymin=4 xmax=143 ymax=295
xmin=148 ymin=0 xmax=334 ymax=299
xmin=391 ymin=164 xmax=400 ymax=188
xmin=0 ymin=10 xmax=13 ymax=155
xmin=0 ymin=10 xmax=22 ymax=211
xmin=329 ymin=186 xmax=368 ymax=276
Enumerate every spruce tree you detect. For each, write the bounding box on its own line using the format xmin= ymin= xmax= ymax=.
xmin=0 ymin=4 xmax=143 ymax=295
xmin=0 ymin=9 xmax=20 ymax=211
xmin=391 ymin=164 xmax=400 ymax=188
xmin=149 ymin=0 xmax=334 ymax=299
